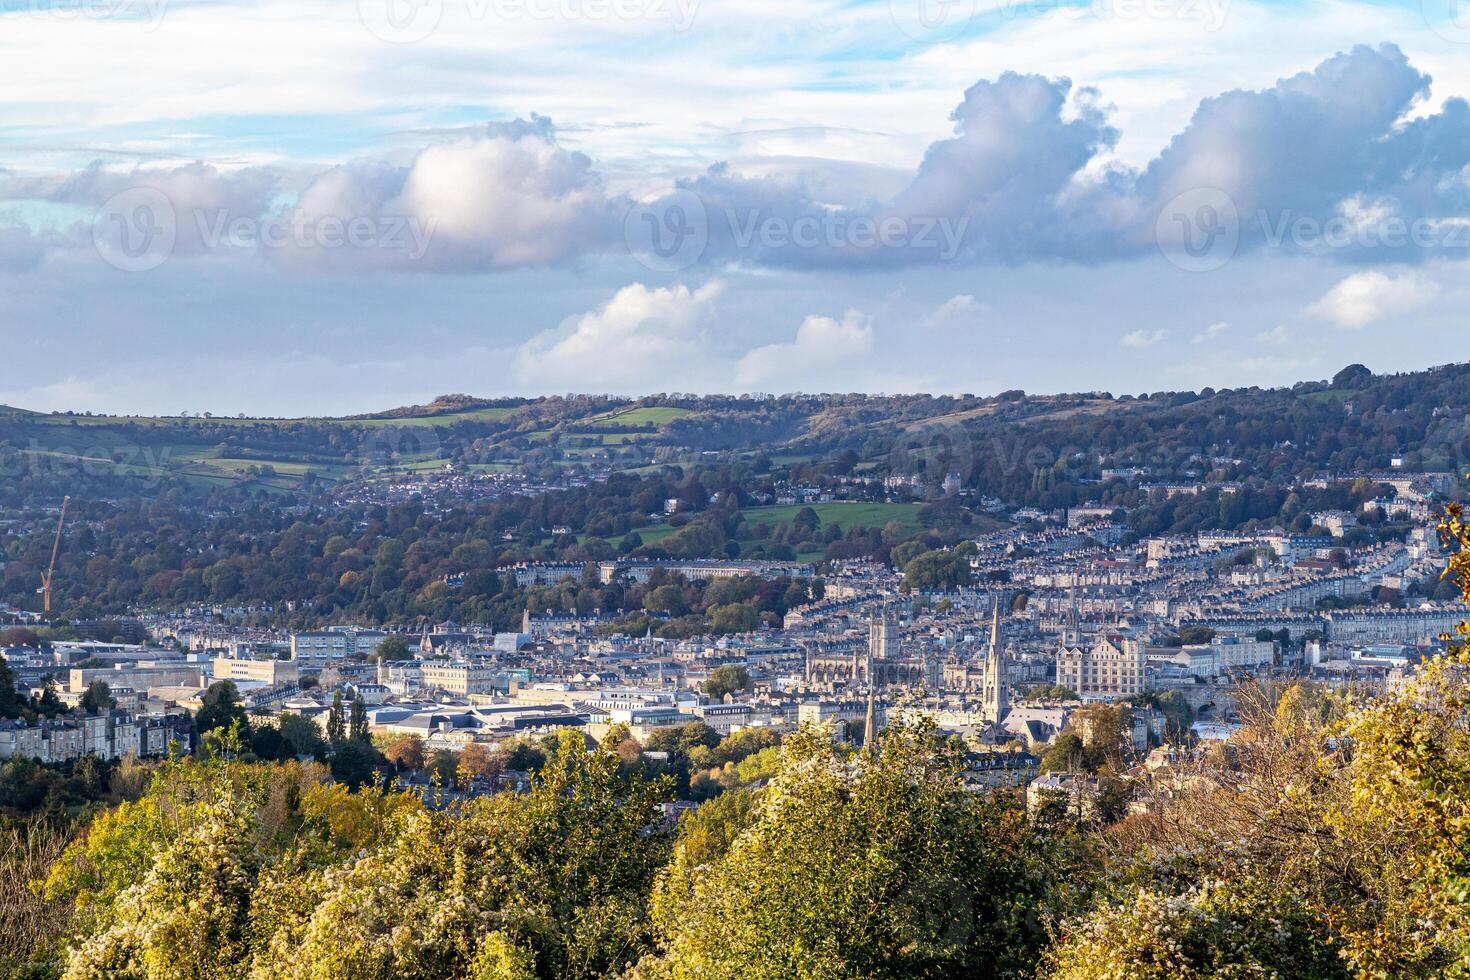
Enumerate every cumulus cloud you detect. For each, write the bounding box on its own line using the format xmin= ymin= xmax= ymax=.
xmin=735 ymin=309 xmax=873 ymax=387
xmin=0 ymin=121 xmax=612 ymax=274
xmin=1303 ymin=270 xmax=1439 ymax=329
xmin=647 ymin=44 xmax=1470 ymax=269
xmin=1121 ymin=328 xmax=1167 ymax=349
xmin=2 ymin=160 xmax=279 ymax=259
xmin=8 ymin=46 xmax=1470 ymax=274
xmin=281 ymin=120 xmax=612 ymax=272
xmin=0 ymin=223 xmax=47 ymax=273
xmin=1192 ymin=322 xmax=1229 ymax=343
xmin=513 ymin=280 xmax=724 ymax=388
xmin=922 ymin=293 xmax=987 ymax=329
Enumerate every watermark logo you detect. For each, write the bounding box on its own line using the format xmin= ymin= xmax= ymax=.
xmin=888 ymin=417 xmax=976 ymax=491
xmin=91 ymin=185 xmax=437 ymax=271
xmin=729 ymin=210 xmax=969 ymax=260
xmin=1154 ymin=186 xmax=1239 ymax=273
xmin=93 ymin=186 xmax=177 ymax=273
xmin=10 ymin=0 xmax=169 ymax=28
xmin=893 ymin=878 xmax=974 ymax=956
xmin=624 ymin=189 xmax=710 ymax=272
xmin=0 ymin=439 xmax=177 ymax=488
xmin=359 ymin=423 xmax=444 ymax=471
xmin=194 ymin=208 xmax=436 ymax=260
xmin=357 ymin=0 xmax=444 ymax=43
xmin=889 ymin=0 xmax=977 ymax=43
xmin=624 ymin=188 xmax=970 ymax=270
xmin=1422 ymin=0 xmax=1470 ymax=44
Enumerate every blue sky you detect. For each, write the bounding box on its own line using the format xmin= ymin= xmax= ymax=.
xmin=2 ymin=0 xmax=1470 ymax=414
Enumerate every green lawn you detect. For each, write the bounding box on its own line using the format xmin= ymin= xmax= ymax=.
xmin=340 ymin=406 xmax=521 ymax=428
xmin=739 ymin=502 xmax=927 ymax=536
xmin=583 ymin=406 xmax=693 ymax=428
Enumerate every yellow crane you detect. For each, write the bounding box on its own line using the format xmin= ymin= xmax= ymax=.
xmin=38 ymin=496 xmax=69 ymax=614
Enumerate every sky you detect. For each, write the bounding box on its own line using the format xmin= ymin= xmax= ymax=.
xmin=3 ymin=0 xmax=1470 ymax=415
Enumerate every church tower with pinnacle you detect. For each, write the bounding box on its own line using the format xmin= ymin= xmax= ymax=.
xmin=984 ymin=599 xmax=1008 ymax=724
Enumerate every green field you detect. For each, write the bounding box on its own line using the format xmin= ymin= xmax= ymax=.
xmin=591 ymin=501 xmax=937 ymax=556
xmin=740 ymin=502 xmax=927 ymax=536
xmin=583 ymin=406 xmax=693 ymax=428
xmin=341 ymin=406 xmax=522 ymax=428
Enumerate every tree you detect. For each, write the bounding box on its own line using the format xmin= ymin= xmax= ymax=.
xmin=374 ymin=635 xmax=411 ymax=661
xmin=644 ymin=584 xmax=688 ymax=616
xmin=326 ymin=690 xmax=346 ymax=744
xmin=0 ymin=656 xmax=27 ymax=719
xmin=0 ymin=627 xmax=41 ymax=648
xmin=1046 ymin=883 xmax=1349 ymax=979
xmin=900 ymin=549 xmax=973 ymax=593
xmin=79 ymin=680 xmax=116 ymax=715
xmin=382 ymin=734 xmax=426 ymax=772
xmin=249 ymin=724 xmax=286 ymax=761
xmin=1177 ymin=625 xmax=1216 ymax=646
xmin=329 ymin=737 xmax=385 ymax=789
xmin=278 ymin=712 xmax=327 ymax=759
xmin=427 ymin=748 xmax=459 ymax=786
xmin=707 ymin=603 xmax=760 ymax=635
xmin=457 ymin=742 xmax=501 ymax=782
xmin=269 ymin=729 xmax=672 ymax=980
xmin=703 ymin=664 xmax=751 ymax=701
xmin=194 ymin=681 xmax=248 ymax=736
xmin=348 ymin=694 xmax=368 ymax=742
xmin=648 ymin=721 xmax=1063 ymax=978
xmin=33 ymin=682 xmax=64 ymax=718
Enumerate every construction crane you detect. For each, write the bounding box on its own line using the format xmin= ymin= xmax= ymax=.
xmin=38 ymin=496 xmax=69 ymax=615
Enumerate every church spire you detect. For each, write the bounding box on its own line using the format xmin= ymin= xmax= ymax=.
xmin=985 ymin=597 xmax=1008 ymax=724
xmin=864 ymin=625 xmax=878 ymax=751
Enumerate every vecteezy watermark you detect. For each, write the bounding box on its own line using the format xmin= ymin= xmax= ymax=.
xmin=358 ymin=423 xmax=444 ymax=470
xmin=623 ymin=190 xmax=970 ymax=271
xmin=623 ymin=189 xmax=710 ymax=273
xmin=192 ymin=209 xmax=436 ymax=260
xmin=1154 ymin=187 xmax=1240 ymax=273
xmin=1257 ymin=210 xmax=1470 ymax=253
xmin=1421 ymin=0 xmax=1470 ymax=44
xmin=888 ymin=0 xmax=977 ymax=43
xmin=93 ymin=187 xmax=177 ymax=273
xmin=357 ymin=0 xmax=699 ymax=43
xmin=1155 ymin=186 xmax=1470 ymax=272
xmin=92 ymin=187 xmax=437 ymax=271
xmin=7 ymin=0 xmax=168 ymax=28
xmin=1000 ymin=0 xmax=1229 ymax=30
xmin=888 ymin=418 xmax=976 ymax=491
xmin=0 ymin=440 xmax=177 ymax=488
xmin=726 ymin=211 xmax=969 ymax=259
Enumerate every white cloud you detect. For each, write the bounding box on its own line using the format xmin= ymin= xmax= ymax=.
xmin=1257 ymin=324 xmax=1291 ymax=345
xmin=1121 ymin=328 xmax=1167 ymax=349
xmin=735 ymin=309 xmax=873 ymax=387
xmin=1191 ymin=321 xmax=1229 ymax=343
xmin=1304 ymin=270 xmax=1439 ymax=329
xmin=923 ymin=293 xmax=988 ymax=329
xmin=513 ymin=280 xmax=724 ymax=388
xmin=0 ymin=377 xmax=105 ymax=413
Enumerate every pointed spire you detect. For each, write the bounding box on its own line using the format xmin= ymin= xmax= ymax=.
xmin=864 ymin=648 xmax=878 ymax=751
xmin=985 ymin=595 xmax=1008 ymax=724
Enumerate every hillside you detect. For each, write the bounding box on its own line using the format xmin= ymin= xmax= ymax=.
xmin=2 ymin=361 xmax=1466 ymax=505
